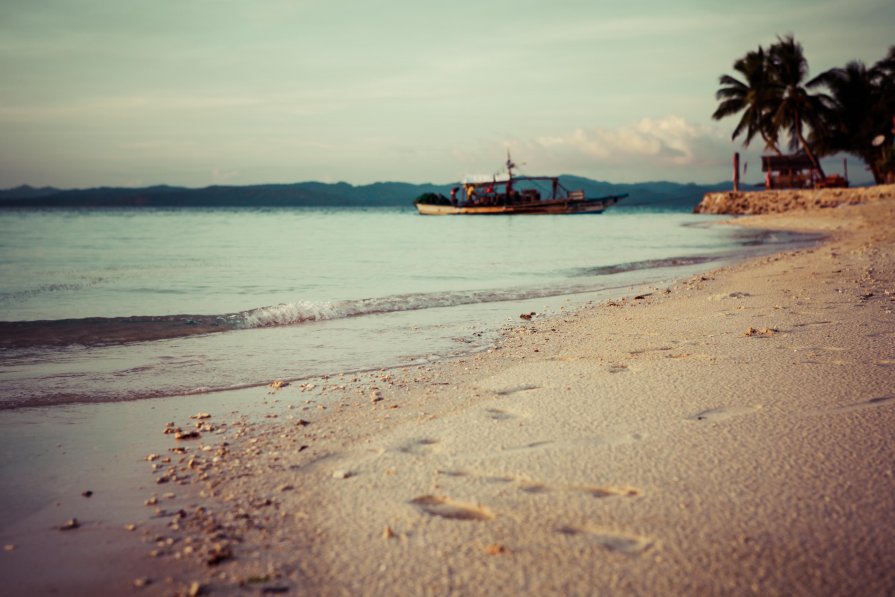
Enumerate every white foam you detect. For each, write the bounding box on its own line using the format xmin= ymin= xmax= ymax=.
xmin=240 ymin=301 xmax=344 ymax=328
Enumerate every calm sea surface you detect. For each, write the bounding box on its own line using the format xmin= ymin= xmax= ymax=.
xmin=0 ymin=207 xmax=815 ymax=408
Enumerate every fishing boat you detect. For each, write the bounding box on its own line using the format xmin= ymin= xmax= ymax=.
xmin=414 ymin=153 xmax=626 ymax=215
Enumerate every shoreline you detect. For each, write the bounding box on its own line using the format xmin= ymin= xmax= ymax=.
xmin=2 ymin=194 xmax=894 ymax=595
xmin=1 ymin=219 xmax=813 ymax=411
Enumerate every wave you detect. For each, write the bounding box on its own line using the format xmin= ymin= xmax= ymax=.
xmin=0 ymin=276 xmax=111 ymax=304
xmin=571 ymin=255 xmax=718 ymax=277
xmin=0 ymin=253 xmax=730 ymax=350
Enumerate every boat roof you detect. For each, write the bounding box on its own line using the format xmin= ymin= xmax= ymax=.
xmin=462 ymin=174 xmax=510 ymax=184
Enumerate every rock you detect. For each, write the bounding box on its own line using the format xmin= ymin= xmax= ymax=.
xmin=175 ymin=430 xmax=201 ymax=440
xmin=206 ymin=542 xmax=232 ymax=566
xmin=4 ymin=544 xmax=15 ymax=552
xmin=484 ymin=543 xmax=508 ymax=555
xmin=383 ymin=526 xmax=395 ymax=540
xmin=519 ymin=312 xmax=535 ymax=320
xmin=81 ymin=490 xmax=93 ymax=498
xmin=133 ymin=577 xmax=151 ymax=588
xmin=123 ymin=523 xmax=138 ymax=532
xmin=188 ymin=581 xmax=204 ymax=597
xmin=332 ymin=470 xmax=351 ymax=479
xmin=190 ymin=412 xmax=212 ymax=419
xmin=268 ymin=379 xmax=289 ymax=390
xmin=59 ymin=518 xmax=80 ymax=531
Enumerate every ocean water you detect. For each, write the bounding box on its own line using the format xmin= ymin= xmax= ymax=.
xmin=0 ymin=207 xmax=815 ymax=408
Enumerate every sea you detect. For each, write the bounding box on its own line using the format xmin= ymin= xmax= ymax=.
xmin=0 ymin=206 xmax=817 ymax=409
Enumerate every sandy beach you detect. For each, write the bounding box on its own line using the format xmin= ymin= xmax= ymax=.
xmin=2 ymin=190 xmax=895 ymax=596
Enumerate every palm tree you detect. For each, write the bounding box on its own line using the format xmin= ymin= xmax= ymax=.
xmin=765 ymin=35 xmax=832 ymax=177
xmin=872 ymin=46 xmax=895 ymax=182
xmin=810 ymin=46 xmax=895 ymax=183
xmin=812 ymin=60 xmax=884 ymax=182
xmin=712 ymin=47 xmax=782 ymax=154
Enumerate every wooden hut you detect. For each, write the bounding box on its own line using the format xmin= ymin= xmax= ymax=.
xmin=761 ymin=154 xmax=818 ymax=189
xmin=760 ymin=154 xmax=848 ymax=189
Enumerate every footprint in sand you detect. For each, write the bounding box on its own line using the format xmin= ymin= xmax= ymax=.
xmin=504 ymin=432 xmax=643 ymax=453
xmin=484 ymin=408 xmax=516 ymax=421
xmin=573 ymin=485 xmax=642 ymax=499
xmin=493 ymin=384 xmax=540 ymax=396
xmin=817 ymin=395 xmax=895 ymax=415
xmin=409 ymin=495 xmax=494 ymax=521
xmin=398 ymin=438 xmax=441 ymax=455
xmin=554 ymin=526 xmax=652 ymax=554
xmin=792 ymin=320 xmax=835 ymax=328
xmin=505 ymin=440 xmax=556 ymax=452
xmin=688 ymin=405 xmax=761 ymax=422
xmin=436 ymin=470 xmax=642 ymax=500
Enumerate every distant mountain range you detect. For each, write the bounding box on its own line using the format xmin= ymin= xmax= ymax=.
xmin=0 ymin=178 xmax=733 ymax=211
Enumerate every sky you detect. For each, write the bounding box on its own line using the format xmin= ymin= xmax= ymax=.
xmin=0 ymin=0 xmax=892 ymax=189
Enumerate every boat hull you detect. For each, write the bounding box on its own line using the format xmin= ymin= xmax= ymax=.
xmin=415 ymin=196 xmax=622 ymax=216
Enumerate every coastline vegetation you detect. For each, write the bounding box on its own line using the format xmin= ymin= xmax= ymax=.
xmin=713 ymin=35 xmax=895 ymax=183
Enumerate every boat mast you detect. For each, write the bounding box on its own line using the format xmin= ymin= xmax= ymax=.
xmin=506 ymin=149 xmax=516 ymax=195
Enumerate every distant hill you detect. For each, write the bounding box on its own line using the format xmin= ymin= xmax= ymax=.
xmin=0 ymin=178 xmax=732 ymax=211
xmin=0 ymin=185 xmax=61 ymax=200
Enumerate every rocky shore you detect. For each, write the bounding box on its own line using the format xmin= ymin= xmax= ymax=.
xmin=695 ymin=183 xmax=895 ymax=214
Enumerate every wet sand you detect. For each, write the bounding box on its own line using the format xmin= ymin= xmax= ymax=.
xmin=2 ymin=193 xmax=894 ymax=595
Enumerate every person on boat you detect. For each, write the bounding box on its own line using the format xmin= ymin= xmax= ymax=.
xmin=450 ymin=187 xmax=459 ymax=206
xmin=466 ymin=184 xmax=476 ymax=204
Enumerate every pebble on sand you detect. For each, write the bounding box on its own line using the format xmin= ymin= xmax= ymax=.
xmin=59 ymin=518 xmax=80 ymax=531
xmin=175 ymin=430 xmax=202 ymax=440
xmin=332 ymin=470 xmax=352 ymax=479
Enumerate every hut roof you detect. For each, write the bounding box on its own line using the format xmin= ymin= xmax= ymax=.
xmin=761 ymin=154 xmax=815 ymax=172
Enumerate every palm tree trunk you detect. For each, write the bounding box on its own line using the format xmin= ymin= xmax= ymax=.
xmin=794 ymin=110 xmax=826 ymax=179
xmin=798 ymin=131 xmax=826 ymax=178
xmin=762 ymin=134 xmax=783 ymax=156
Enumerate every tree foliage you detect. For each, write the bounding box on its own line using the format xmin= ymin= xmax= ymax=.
xmin=714 ymin=37 xmax=895 ymax=184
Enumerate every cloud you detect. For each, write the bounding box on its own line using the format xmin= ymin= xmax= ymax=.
xmin=535 ymin=116 xmax=725 ymax=166
xmin=438 ymin=115 xmax=749 ymax=183
xmin=212 ymin=168 xmax=240 ymax=184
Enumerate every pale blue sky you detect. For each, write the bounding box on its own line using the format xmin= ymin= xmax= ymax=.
xmin=0 ymin=0 xmax=891 ymax=188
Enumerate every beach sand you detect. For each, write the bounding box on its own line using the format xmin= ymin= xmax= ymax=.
xmin=2 ymin=193 xmax=894 ymax=595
